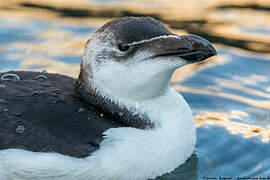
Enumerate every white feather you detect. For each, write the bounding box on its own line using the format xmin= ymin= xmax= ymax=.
xmin=128 ymin=35 xmax=181 ymax=45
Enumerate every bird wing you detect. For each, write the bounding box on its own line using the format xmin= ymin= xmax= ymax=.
xmin=0 ymin=71 xmax=124 ymax=158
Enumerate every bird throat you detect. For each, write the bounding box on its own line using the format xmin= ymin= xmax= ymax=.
xmin=75 ymin=68 xmax=155 ymax=130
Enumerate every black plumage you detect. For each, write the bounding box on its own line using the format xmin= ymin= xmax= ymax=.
xmin=96 ymin=17 xmax=173 ymax=45
xmin=0 ymin=71 xmax=126 ymax=158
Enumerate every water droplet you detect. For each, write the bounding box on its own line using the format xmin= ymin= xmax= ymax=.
xmin=87 ymin=117 xmax=90 ymax=120
xmin=16 ymin=125 xmax=25 ymax=134
xmin=4 ymin=109 xmax=8 ymax=112
xmin=1 ymin=74 xmax=20 ymax=81
xmin=31 ymin=91 xmax=39 ymax=96
xmin=54 ymin=101 xmax=57 ymax=104
xmin=14 ymin=111 xmax=23 ymax=117
xmin=118 ymin=112 xmax=124 ymax=117
xmin=100 ymin=113 xmax=104 ymax=117
xmin=78 ymin=108 xmax=84 ymax=113
xmin=0 ymin=99 xmax=8 ymax=104
xmin=34 ymin=75 xmax=47 ymax=82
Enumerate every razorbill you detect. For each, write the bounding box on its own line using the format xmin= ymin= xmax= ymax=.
xmin=0 ymin=17 xmax=217 ymax=180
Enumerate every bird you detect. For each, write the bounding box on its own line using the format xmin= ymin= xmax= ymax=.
xmin=0 ymin=17 xmax=216 ymax=180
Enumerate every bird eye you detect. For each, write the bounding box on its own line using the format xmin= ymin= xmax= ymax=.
xmin=118 ymin=43 xmax=130 ymax=52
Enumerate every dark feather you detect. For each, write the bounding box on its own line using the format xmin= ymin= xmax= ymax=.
xmin=0 ymin=71 xmax=125 ymax=158
xmin=96 ymin=16 xmax=173 ymax=45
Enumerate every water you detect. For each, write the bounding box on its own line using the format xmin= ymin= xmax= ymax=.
xmin=1 ymin=0 xmax=270 ymax=179
xmin=179 ymin=49 xmax=270 ymax=178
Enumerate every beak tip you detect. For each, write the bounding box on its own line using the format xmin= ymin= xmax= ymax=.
xmin=209 ymin=44 xmax=218 ymax=56
xmin=181 ymin=34 xmax=217 ymax=62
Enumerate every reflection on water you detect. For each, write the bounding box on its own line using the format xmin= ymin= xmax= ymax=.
xmin=0 ymin=17 xmax=91 ymax=76
xmin=195 ymin=110 xmax=270 ymax=142
xmin=1 ymin=0 xmax=270 ymax=179
xmin=240 ymin=26 xmax=270 ymax=36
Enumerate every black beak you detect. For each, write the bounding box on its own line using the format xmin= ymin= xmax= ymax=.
xmin=158 ymin=34 xmax=217 ymax=62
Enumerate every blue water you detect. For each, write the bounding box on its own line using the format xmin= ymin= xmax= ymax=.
xmin=1 ymin=2 xmax=270 ymax=179
xmin=180 ymin=49 xmax=270 ymax=178
xmin=240 ymin=26 xmax=270 ymax=35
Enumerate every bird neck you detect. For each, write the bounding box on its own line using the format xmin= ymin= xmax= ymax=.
xmin=90 ymin=61 xmax=175 ymax=102
xmin=75 ymin=68 xmax=155 ymax=129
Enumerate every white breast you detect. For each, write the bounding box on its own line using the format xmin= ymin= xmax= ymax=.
xmin=0 ymin=88 xmax=196 ymax=180
xmin=86 ymin=88 xmax=196 ymax=179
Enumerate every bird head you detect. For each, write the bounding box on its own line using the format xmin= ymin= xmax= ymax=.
xmin=79 ymin=17 xmax=217 ymax=102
